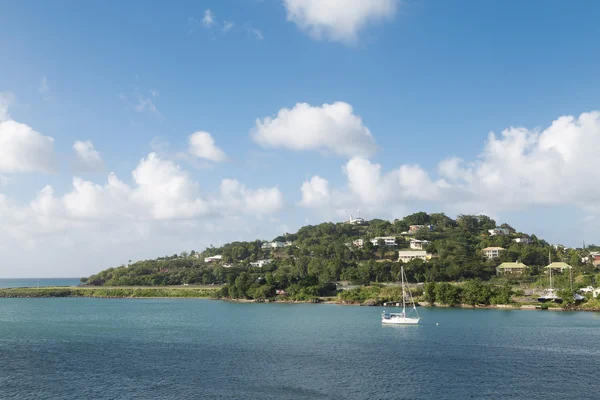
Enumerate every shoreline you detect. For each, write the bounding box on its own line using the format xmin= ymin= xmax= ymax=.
xmin=1 ymin=286 xmax=599 ymax=312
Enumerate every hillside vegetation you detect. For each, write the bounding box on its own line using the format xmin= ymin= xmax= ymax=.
xmin=82 ymin=212 xmax=598 ymax=302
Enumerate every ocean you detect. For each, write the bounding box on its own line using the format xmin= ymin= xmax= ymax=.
xmin=0 ymin=278 xmax=81 ymax=288
xmin=0 ymin=299 xmax=598 ymax=399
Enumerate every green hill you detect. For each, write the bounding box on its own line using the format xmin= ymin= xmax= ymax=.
xmin=82 ymin=212 xmax=596 ymax=301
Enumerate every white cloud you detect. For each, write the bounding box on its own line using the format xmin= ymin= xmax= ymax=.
xmin=39 ymin=76 xmax=50 ymax=95
xmin=222 ymin=20 xmax=234 ymax=33
xmin=300 ymin=175 xmax=330 ymax=207
xmin=188 ymin=131 xmax=228 ymax=162
xmin=0 ymin=93 xmax=55 ymax=174
xmin=0 ymin=152 xmax=286 ymax=276
xmin=283 ymin=0 xmax=399 ymax=44
xmin=73 ymin=140 xmax=103 ymax=171
xmin=218 ymin=179 xmax=284 ymax=215
xmin=202 ymin=9 xmax=215 ymax=28
xmin=301 ymin=109 xmax=600 ymax=221
xmin=248 ymin=27 xmax=264 ymax=40
xmin=252 ymin=101 xmax=376 ymax=157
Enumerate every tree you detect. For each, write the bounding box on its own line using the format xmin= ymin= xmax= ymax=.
xmin=424 ymin=282 xmax=436 ymax=305
xmin=462 ymin=280 xmax=491 ymax=305
xmin=435 ymin=282 xmax=460 ymax=305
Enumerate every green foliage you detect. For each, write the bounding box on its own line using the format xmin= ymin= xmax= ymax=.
xmin=435 ymin=282 xmax=461 ymax=306
xmin=82 ymin=212 xmax=588 ymax=303
xmin=424 ymin=282 xmax=436 ymax=305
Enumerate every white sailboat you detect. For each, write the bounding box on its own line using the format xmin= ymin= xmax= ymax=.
xmin=381 ymin=266 xmax=420 ymax=325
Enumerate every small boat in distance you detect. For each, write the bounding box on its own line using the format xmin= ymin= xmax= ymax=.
xmin=381 ymin=266 xmax=420 ymax=325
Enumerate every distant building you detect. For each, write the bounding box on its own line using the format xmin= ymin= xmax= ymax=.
xmin=552 ymin=244 xmax=566 ymax=250
xmin=204 ymin=255 xmax=223 ymax=263
xmin=513 ymin=237 xmax=532 ymax=244
xmin=261 ymin=241 xmax=285 ymax=250
xmin=284 ymin=241 xmax=293 ymax=247
xmin=482 ymin=247 xmax=505 ymax=259
xmin=275 ymin=289 xmax=288 ymax=296
xmin=371 ymin=236 xmax=397 ymax=246
xmin=250 ymin=259 xmax=272 ymax=268
xmin=488 ymin=228 xmax=510 ymax=236
xmin=408 ymin=225 xmax=434 ymax=234
xmin=410 ymin=239 xmax=430 ymax=250
xmin=346 ymin=214 xmax=365 ymax=225
xmin=397 ymin=250 xmax=429 ymax=263
xmin=496 ymin=262 xmax=528 ymax=275
xmin=592 ymin=255 xmax=600 ymax=267
xmin=593 ymin=288 xmax=600 ymax=298
xmin=352 ymin=239 xmax=364 ymax=248
xmin=544 ymin=262 xmax=572 ymax=273
xmin=223 ymin=263 xmax=234 ymax=269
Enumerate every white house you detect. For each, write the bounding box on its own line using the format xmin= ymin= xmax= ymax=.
xmin=488 ymin=228 xmax=510 ymax=236
xmin=347 ymin=215 xmax=365 ymax=225
xmin=397 ymin=250 xmax=428 ymax=263
xmin=223 ymin=263 xmax=234 ymax=269
xmin=261 ymin=241 xmax=285 ymax=250
xmin=353 ymin=239 xmax=364 ymax=248
xmin=513 ymin=237 xmax=532 ymax=244
xmin=410 ymin=239 xmax=430 ymax=250
xmin=284 ymin=241 xmax=293 ymax=247
xmin=482 ymin=247 xmax=505 ymax=259
xmin=593 ymin=288 xmax=600 ymax=298
xmin=371 ymin=236 xmax=397 ymax=246
xmin=250 ymin=259 xmax=272 ymax=268
xmin=204 ymin=255 xmax=223 ymax=263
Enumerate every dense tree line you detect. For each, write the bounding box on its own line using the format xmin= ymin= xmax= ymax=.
xmin=83 ymin=212 xmax=597 ymax=300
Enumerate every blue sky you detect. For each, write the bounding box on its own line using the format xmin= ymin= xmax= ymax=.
xmin=1 ymin=0 xmax=600 ymax=277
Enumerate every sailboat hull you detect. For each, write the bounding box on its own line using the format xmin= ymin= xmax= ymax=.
xmin=381 ymin=316 xmax=420 ymax=325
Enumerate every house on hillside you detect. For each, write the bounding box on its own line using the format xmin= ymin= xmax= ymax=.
xmin=371 ymin=236 xmax=397 ymax=247
xmin=410 ymin=239 xmax=430 ymax=250
xmin=513 ymin=237 xmax=532 ymax=244
xmin=346 ymin=214 xmax=364 ymax=225
xmin=204 ymin=255 xmax=223 ymax=263
xmin=496 ymin=262 xmax=528 ymax=275
xmin=544 ymin=262 xmax=572 ymax=273
xmin=397 ymin=250 xmax=429 ymax=263
xmin=593 ymin=288 xmax=600 ymax=298
xmin=488 ymin=228 xmax=510 ymax=236
xmin=483 ymin=247 xmax=505 ymax=259
xmin=250 ymin=259 xmax=272 ymax=268
xmin=407 ymin=225 xmax=434 ymax=234
xmin=352 ymin=239 xmax=364 ymax=248
xmin=261 ymin=241 xmax=285 ymax=250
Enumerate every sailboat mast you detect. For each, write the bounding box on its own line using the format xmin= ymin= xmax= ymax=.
xmin=548 ymin=250 xmax=552 ymax=290
xmin=401 ymin=266 xmax=406 ymax=313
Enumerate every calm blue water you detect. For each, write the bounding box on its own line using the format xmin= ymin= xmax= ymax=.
xmin=0 ymin=278 xmax=81 ymax=288
xmin=0 ymin=299 xmax=599 ymax=399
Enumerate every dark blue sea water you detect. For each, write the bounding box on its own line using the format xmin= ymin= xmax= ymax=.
xmin=0 ymin=299 xmax=599 ymax=399
xmin=0 ymin=278 xmax=81 ymax=288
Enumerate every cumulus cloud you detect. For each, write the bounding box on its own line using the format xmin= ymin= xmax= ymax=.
xmin=73 ymin=140 xmax=103 ymax=171
xmin=300 ymin=175 xmax=330 ymax=207
xmin=438 ymin=110 xmax=600 ymax=214
xmin=252 ymin=101 xmax=376 ymax=157
xmin=0 ymin=93 xmax=55 ymax=173
xmin=301 ymin=110 xmax=600 ymax=220
xmin=283 ymin=0 xmax=399 ymax=44
xmin=218 ymin=179 xmax=284 ymax=215
xmin=188 ymin=131 xmax=228 ymax=162
xmin=2 ymin=152 xmax=282 ymax=227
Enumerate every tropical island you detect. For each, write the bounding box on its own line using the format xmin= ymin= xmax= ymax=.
xmin=3 ymin=212 xmax=600 ymax=310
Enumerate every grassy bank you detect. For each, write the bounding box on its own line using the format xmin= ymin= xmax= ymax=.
xmin=0 ymin=286 xmax=219 ymax=299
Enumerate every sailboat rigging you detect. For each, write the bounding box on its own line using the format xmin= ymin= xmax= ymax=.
xmin=381 ymin=266 xmax=420 ymax=325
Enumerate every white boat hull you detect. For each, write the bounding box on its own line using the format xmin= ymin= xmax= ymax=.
xmin=381 ymin=316 xmax=420 ymax=325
